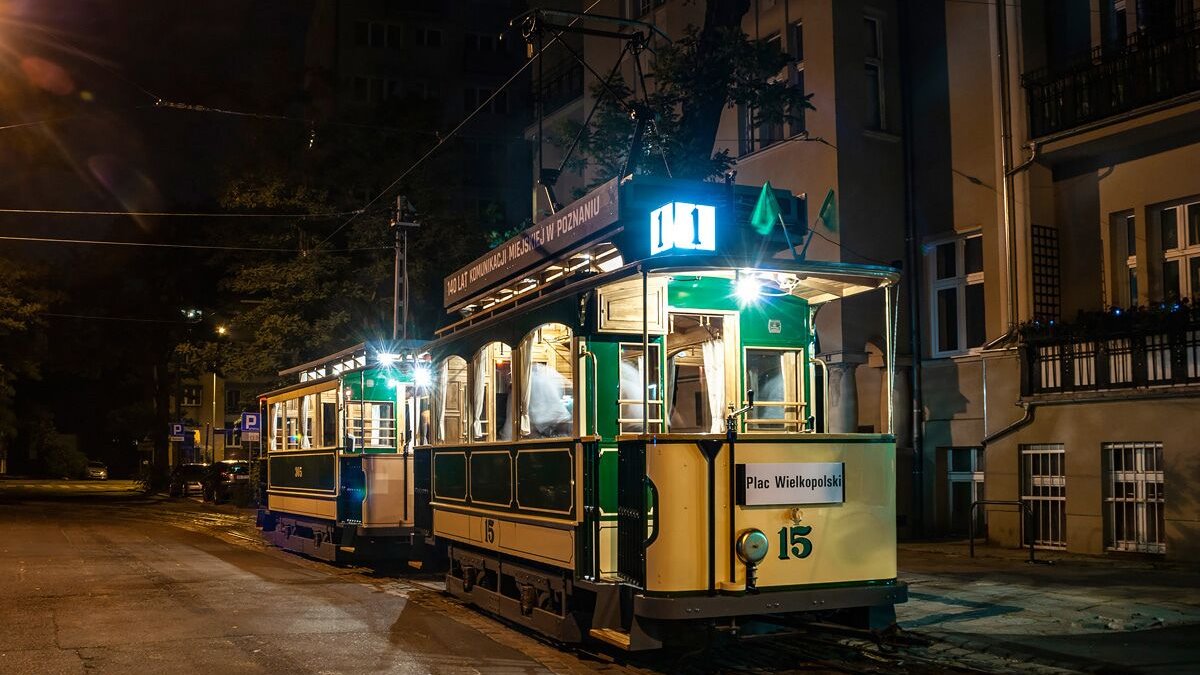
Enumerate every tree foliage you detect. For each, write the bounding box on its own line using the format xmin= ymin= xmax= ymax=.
xmin=0 ymin=257 xmax=50 ymax=442
xmin=553 ymin=4 xmax=811 ymax=190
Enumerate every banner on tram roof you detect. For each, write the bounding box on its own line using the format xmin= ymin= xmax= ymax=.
xmin=444 ymin=178 xmax=619 ymax=309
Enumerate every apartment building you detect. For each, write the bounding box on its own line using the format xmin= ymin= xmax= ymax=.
xmin=912 ymin=0 xmax=1200 ymax=561
xmin=529 ymin=0 xmax=1200 ymax=560
xmin=170 ymin=372 xmax=268 ymax=464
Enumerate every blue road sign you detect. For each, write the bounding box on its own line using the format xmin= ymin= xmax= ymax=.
xmin=169 ymin=423 xmax=185 ymax=442
xmin=241 ymin=412 xmax=261 ymax=433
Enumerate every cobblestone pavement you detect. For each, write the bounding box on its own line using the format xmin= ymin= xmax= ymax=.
xmin=897 ymin=542 xmax=1200 ymax=674
xmin=4 ymin=480 xmax=1196 ymax=673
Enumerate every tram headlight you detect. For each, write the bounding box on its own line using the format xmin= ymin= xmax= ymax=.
xmin=735 ymin=275 xmax=763 ymax=304
xmin=735 ymin=528 xmax=770 ymax=566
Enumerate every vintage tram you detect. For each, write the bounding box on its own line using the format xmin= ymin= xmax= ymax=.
xmin=411 ymin=176 xmax=908 ymax=649
xmin=258 ymin=343 xmax=425 ymax=562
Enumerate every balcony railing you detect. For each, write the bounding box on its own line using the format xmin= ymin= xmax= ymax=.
xmin=1022 ymin=317 xmax=1200 ymax=395
xmin=1022 ymin=10 xmax=1200 ymax=138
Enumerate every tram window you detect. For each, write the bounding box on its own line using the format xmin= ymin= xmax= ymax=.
xmin=470 ymin=451 xmax=512 ymax=505
xmin=300 ymin=394 xmax=318 ymax=448
xmin=618 ymin=343 xmax=663 ymax=434
xmin=349 ymin=402 xmax=396 ymax=448
xmin=667 ymin=315 xmax=725 ymax=434
xmin=519 ymin=324 xmax=574 ymax=439
xmin=436 ymin=356 xmax=468 ymax=445
xmin=744 ymin=349 xmax=804 ymax=432
xmin=516 ymin=449 xmax=572 ymax=513
xmin=320 ymin=389 xmax=338 ymax=447
xmin=433 ymin=452 xmax=467 ymax=501
xmin=284 ymin=398 xmax=300 ymax=449
xmin=472 ymin=342 xmax=513 ymax=442
xmin=271 ymin=402 xmax=284 ymax=450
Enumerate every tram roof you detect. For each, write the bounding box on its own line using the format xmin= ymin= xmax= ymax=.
xmin=276 ymin=339 xmax=427 ymax=381
xmin=440 ymin=175 xmax=899 ymax=320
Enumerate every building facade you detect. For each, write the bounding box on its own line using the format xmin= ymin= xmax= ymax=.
xmin=528 ymin=0 xmax=1200 ymax=560
xmin=911 ymin=0 xmax=1200 ymax=561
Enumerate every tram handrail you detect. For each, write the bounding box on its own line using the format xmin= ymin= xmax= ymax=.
xmin=968 ymin=499 xmax=1052 ymax=564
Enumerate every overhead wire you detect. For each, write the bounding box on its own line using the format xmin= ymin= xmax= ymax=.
xmin=0 ymin=207 xmax=363 ymax=219
xmin=0 ymin=235 xmax=391 ymax=253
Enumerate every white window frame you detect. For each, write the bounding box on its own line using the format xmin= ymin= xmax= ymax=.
xmin=864 ymin=15 xmax=885 ymax=130
xmin=1124 ymin=212 xmax=1138 ymax=306
xmin=927 ymin=233 xmax=985 ymax=358
xmin=947 ymin=447 xmax=986 ymax=535
xmin=788 ymin=20 xmax=806 ymax=137
xmin=1158 ymin=200 xmax=1200 ymax=302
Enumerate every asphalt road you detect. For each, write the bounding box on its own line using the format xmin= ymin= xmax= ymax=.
xmin=0 ymin=480 xmax=953 ymax=675
xmin=0 ymin=480 xmax=556 ymax=674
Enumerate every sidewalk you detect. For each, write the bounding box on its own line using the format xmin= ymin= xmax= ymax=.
xmin=897 ymin=541 xmax=1200 ymax=673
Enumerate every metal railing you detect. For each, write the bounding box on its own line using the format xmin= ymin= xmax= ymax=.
xmin=1022 ymin=9 xmax=1200 ymax=137
xmin=968 ymin=499 xmax=1051 ymax=564
xmin=1023 ymin=324 xmax=1200 ymax=395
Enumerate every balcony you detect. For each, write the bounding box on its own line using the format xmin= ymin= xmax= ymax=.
xmin=1022 ymin=309 xmax=1200 ymax=396
xmin=1022 ymin=10 xmax=1200 ymax=138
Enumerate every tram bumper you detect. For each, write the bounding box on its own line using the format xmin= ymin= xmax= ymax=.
xmin=633 ymin=580 xmax=908 ymax=621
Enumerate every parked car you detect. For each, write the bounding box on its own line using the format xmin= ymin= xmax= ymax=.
xmin=203 ymin=460 xmax=250 ymax=503
xmin=86 ymin=461 xmax=108 ymax=480
xmin=168 ymin=463 xmax=208 ymax=497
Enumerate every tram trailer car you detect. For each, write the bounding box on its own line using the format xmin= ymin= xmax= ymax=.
xmin=258 ymin=344 xmax=425 ymax=563
xmin=412 ymin=176 xmax=908 ymax=650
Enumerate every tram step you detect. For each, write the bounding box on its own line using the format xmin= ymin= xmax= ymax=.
xmin=588 ymin=628 xmax=632 ymax=650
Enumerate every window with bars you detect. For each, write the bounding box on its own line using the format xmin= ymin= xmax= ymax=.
xmin=1020 ymin=443 xmax=1067 ymax=549
xmin=1031 ymin=225 xmax=1061 ymax=321
xmin=1102 ymin=442 xmax=1166 ymax=554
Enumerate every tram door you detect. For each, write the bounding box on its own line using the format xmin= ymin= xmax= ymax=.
xmin=665 ymin=313 xmax=736 ymax=434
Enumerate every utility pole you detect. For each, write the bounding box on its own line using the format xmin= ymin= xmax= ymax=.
xmin=391 ymin=196 xmax=420 ymax=341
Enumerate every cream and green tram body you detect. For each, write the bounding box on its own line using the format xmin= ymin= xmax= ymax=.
xmin=413 ymin=177 xmax=907 ymax=650
xmin=259 ymin=343 xmax=424 ymax=563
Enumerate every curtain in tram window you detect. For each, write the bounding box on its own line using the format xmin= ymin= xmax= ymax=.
xmin=472 ymin=351 xmax=487 ymax=440
xmin=701 ymin=339 xmax=725 ymax=433
xmin=301 ymin=394 xmax=313 ymax=448
xmin=438 ymin=360 xmax=448 ymax=442
xmin=520 ymin=335 xmax=534 ymax=437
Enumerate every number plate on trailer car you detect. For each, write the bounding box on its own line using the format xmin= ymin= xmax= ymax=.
xmin=234 ymin=474 xmax=248 ymax=480
xmin=736 ymin=462 xmax=845 ymax=505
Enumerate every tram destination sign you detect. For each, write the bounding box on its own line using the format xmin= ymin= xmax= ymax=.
xmin=735 ymin=462 xmax=845 ymax=506
xmin=444 ymin=178 xmax=619 ymax=308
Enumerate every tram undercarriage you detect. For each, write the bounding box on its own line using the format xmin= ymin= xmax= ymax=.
xmin=259 ymin=511 xmax=416 ymax=563
xmin=445 ymin=539 xmax=906 ymax=651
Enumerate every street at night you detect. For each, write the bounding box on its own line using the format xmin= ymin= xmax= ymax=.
xmin=5 ymin=0 xmax=1200 ymax=672
xmin=3 ymin=481 xmax=1198 ymax=674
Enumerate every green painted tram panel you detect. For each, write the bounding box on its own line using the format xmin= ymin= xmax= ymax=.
xmin=269 ymin=452 xmax=337 ymax=492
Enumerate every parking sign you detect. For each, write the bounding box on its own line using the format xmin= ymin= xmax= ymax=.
xmin=169 ymin=423 xmax=185 ymax=442
xmin=241 ymin=412 xmax=261 ymax=442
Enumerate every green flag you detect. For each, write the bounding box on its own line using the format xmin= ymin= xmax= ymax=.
xmin=817 ymin=188 xmax=838 ymax=231
xmin=750 ymin=182 xmax=781 ymax=236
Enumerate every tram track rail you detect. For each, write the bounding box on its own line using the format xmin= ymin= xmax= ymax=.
xmin=75 ymin=497 xmax=1039 ymax=674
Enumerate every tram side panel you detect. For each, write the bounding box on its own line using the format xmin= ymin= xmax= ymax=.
xmin=426 ymin=440 xmax=589 ymax=641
